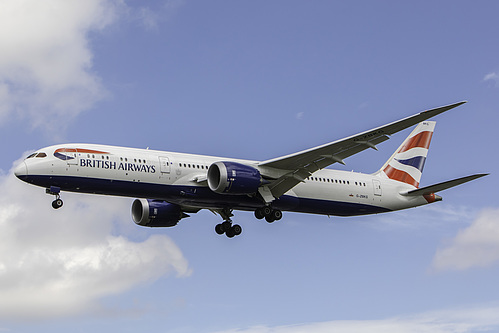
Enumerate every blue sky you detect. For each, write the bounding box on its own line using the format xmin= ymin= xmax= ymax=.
xmin=1 ymin=1 xmax=498 ymax=332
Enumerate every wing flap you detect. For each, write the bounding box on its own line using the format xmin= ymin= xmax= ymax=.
xmin=266 ymin=135 xmax=391 ymax=198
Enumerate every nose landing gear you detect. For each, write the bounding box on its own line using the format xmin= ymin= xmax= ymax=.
xmin=46 ymin=186 xmax=63 ymax=209
xmin=52 ymin=197 xmax=63 ymax=209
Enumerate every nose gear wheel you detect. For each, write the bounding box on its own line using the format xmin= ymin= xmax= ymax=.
xmin=46 ymin=186 xmax=63 ymax=209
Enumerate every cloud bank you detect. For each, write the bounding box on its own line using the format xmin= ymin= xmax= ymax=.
xmin=0 ymin=0 xmax=120 ymax=130
xmin=432 ymin=208 xmax=499 ymax=271
xmin=0 ymin=160 xmax=191 ymax=320
xmin=214 ymin=305 xmax=499 ymax=333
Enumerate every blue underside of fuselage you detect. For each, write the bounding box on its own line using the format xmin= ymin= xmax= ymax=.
xmin=19 ymin=175 xmax=391 ymax=217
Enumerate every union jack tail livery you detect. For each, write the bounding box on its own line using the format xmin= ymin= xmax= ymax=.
xmin=378 ymin=121 xmax=435 ymax=188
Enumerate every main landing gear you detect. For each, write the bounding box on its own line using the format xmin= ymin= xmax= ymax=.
xmin=214 ymin=206 xmax=283 ymax=238
xmin=214 ymin=208 xmax=242 ymax=238
xmin=254 ymin=206 xmax=282 ymax=223
xmin=46 ymin=186 xmax=63 ymax=209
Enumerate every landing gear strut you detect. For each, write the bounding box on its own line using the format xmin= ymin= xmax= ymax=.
xmin=46 ymin=186 xmax=63 ymax=209
xmin=214 ymin=208 xmax=242 ymax=238
xmin=255 ymin=206 xmax=282 ymax=223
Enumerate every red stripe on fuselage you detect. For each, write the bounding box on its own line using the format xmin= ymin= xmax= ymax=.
xmin=54 ymin=148 xmax=110 ymax=154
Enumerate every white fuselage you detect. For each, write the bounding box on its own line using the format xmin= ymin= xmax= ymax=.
xmin=15 ymin=143 xmax=431 ymax=217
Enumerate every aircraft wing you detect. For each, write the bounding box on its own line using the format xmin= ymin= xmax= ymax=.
xmin=258 ymin=101 xmax=467 ymax=200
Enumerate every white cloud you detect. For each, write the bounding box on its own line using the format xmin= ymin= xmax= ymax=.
xmin=136 ymin=6 xmax=161 ymax=30
xmin=132 ymin=0 xmax=185 ymax=30
xmin=0 ymin=1 xmax=185 ymax=133
xmin=213 ymin=305 xmax=499 ymax=333
xmin=0 ymin=0 xmax=121 ymax=131
xmin=483 ymin=71 xmax=499 ymax=88
xmin=432 ymin=208 xmax=499 ymax=271
xmin=483 ymin=72 xmax=498 ymax=82
xmin=0 ymin=158 xmax=191 ymax=320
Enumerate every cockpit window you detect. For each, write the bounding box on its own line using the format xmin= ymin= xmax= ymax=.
xmin=27 ymin=152 xmax=47 ymax=159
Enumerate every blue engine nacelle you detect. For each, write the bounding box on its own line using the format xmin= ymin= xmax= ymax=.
xmin=207 ymin=161 xmax=262 ymax=195
xmin=131 ymin=199 xmax=188 ymax=227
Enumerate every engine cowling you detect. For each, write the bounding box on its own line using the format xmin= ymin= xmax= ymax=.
xmin=131 ymin=199 xmax=187 ymax=227
xmin=207 ymin=161 xmax=262 ymax=195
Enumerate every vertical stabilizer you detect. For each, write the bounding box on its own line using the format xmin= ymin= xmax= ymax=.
xmin=376 ymin=121 xmax=436 ymax=188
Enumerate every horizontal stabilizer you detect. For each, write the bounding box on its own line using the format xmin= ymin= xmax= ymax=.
xmin=401 ymin=173 xmax=488 ymax=196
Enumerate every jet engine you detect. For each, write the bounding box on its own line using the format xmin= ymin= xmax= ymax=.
xmin=207 ymin=161 xmax=262 ymax=195
xmin=131 ymin=199 xmax=188 ymax=227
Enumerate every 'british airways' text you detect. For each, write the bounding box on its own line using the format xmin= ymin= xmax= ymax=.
xmin=79 ymin=159 xmax=156 ymax=173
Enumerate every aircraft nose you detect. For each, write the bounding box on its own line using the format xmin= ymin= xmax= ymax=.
xmin=14 ymin=161 xmax=28 ymax=180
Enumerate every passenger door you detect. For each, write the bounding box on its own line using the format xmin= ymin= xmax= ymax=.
xmin=64 ymin=148 xmax=78 ymax=165
xmin=373 ymin=179 xmax=382 ymax=196
xmin=159 ymin=156 xmax=171 ymax=174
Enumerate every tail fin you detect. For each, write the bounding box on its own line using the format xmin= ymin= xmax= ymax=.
xmin=376 ymin=121 xmax=436 ymax=188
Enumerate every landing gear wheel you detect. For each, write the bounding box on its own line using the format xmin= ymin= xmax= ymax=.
xmin=272 ymin=209 xmax=282 ymax=221
xmin=254 ymin=208 xmax=265 ymax=220
xmin=263 ymin=206 xmax=272 ymax=217
xmin=214 ymin=208 xmax=242 ymax=238
xmin=232 ymin=224 xmax=242 ymax=236
xmin=222 ymin=221 xmax=232 ymax=232
xmin=215 ymin=223 xmax=225 ymax=235
xmin=52 ymin=198 xmax=63 ymax=209
xmin=265 ymin=215 xmax=276 ymax=223
xmin=226 ymin=228 xmax=236 ymax=238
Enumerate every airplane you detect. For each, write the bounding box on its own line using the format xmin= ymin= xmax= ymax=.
xmin=14 ymin=101 xmax=487 ymax=238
